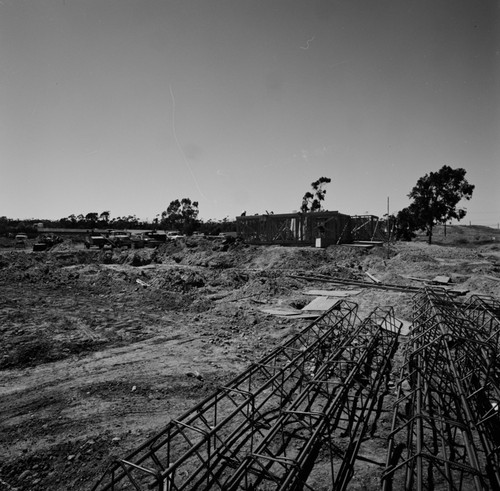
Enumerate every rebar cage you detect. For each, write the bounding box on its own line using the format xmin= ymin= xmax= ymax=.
xmin=382 ymin=289 xmax=500 ymax=491
xmin=93 ymin=301 xmax=402 ymax=491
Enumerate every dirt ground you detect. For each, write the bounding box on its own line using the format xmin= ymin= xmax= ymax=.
xmin=1 ymin=225 xmax=500 ymax=490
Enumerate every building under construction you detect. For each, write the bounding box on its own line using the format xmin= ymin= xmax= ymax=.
xmin=235 ymin=211 xmax=386 ymax=246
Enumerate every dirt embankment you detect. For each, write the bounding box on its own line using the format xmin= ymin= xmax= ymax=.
xmin=1 ymin=232 xmax=499 ymax=490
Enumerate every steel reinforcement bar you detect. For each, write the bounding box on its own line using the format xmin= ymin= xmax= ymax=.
xmin=464 ymin=294 xmax=500 ymax=485
xmin=221 ymin=307 xmax=401 ymax=491
xmin=424 ymin=290 xmax=500 ymax=488
xmin=92 ymin=301 xmax=359 ymax=491
xmin=465 ymin=295 xmax=500 ymax=349
xmin=382 ymin=288 xmax=500 ymax=491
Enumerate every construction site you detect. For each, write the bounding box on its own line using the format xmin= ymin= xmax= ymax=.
xmin=235 ymin=212 xmax=383 ymax=246
xmin=1 ymin=224 xmax=500 ymax=490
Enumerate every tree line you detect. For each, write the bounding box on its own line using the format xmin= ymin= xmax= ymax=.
xmin=0 ymin=199 xmax=235 ymax=237
xmin=1 ymin=165 xmax=476 ymax=244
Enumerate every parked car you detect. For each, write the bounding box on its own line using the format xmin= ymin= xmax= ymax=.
xmin=166 ymin=231 xmax=185 ymax=240
xmin=144 ymin=231 xmax=167 ymax=243
xmin=135 ymin=233 xmax=161 ymax=248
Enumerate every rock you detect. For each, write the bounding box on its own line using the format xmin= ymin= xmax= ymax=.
xmin=19 ymin=470 xmax=31 ymax=480
xmin=186 ymin=370 xmax=204 ymax=381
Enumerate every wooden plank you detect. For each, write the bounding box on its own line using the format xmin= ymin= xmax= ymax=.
xmin=304 ymin=289 xmax=362 ymax=297
xmin=260 ymin=307 xmax=303 ymax=316
xmin=354 ymin=241 xmax=384 ymax=246
xmin=365 ymin=272 xmax=381 ymax=284
xmin=259 ymin=307 xmax=320 ymax=319
xmin=401 ymin=275 xmax=429 ymax=283
xmin=342 ymin=243 xmax=374 ymax=249
xmin=283 ymin=313 xmax=322 ymax=319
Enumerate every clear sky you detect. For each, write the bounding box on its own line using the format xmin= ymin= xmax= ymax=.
xmin=1 ymin=0 xmax=498 ymax=225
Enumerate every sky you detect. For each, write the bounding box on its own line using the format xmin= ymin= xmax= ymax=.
xmin=1 ymin=0 xmax=499 ymax=225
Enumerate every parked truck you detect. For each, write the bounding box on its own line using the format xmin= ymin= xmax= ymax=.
xmin=84 ymin=231 xmax=132 ymax=249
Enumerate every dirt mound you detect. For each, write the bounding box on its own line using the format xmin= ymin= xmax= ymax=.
xmin=119 ymin=248 xmax=158 ymax=266
xmin=49 ymin=239 xmax=77 ymax=253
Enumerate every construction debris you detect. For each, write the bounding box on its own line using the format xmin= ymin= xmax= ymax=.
xmin=403 ymin=274 xmax=451 ymax=285
xmin=292 ymin=272 xmax=468 ymax=296
xmin=259 ymin=306 xmax=305 ymax=316
xmin=432 ymin=274 xmax=451 ymax=284
xmin=365 ymin=271 xmax=381 ymax=283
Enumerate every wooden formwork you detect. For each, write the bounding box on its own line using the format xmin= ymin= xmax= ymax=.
xmin=350 ymin=215 xmax=387 ymax=242
xmin=235 ymin=211 xmax=352 ymax=246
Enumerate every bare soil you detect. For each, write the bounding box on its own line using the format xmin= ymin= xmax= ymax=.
xmin=1 ymin=225 xmax=499 ymax=490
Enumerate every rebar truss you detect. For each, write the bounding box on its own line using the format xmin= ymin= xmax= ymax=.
xmin=383 ymin=288 xmax=500 ymax=491
xmin=92 ymin=300 xmax=361 ymax=491
xmin=221 ymin=306 xmax=400 ymax=491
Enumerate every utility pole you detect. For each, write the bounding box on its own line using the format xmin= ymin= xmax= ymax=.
xmin=386 ymin=197 xmax=390 ymax=259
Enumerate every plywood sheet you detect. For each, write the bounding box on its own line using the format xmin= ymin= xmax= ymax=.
xmin=395 ymin=318 xmax=412 ymax=336
xmin=301 ymin=297 xmax=339 ymax=311
xmin=432 ymin=275 xmax=451 ymax=284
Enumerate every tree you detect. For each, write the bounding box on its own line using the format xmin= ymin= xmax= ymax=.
xmin=76 ymin=214 xmax=85 ymax=227
xmin=394 ymin=206 xmax=419 ymax=241
xmin=59 ymin=214 xmax=77 ymax=228
xmin=161 ymin=198 xmax=199 ymax=234
xmin=406 ymin=165 xmax=474 ymax=244
xmin=300 ymin=177 xmax=332 ymax=212
xmin=99 ymin=211 xmax=110 ymax=224
xmin=85 ymin=212 xmax=99 ymax=228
